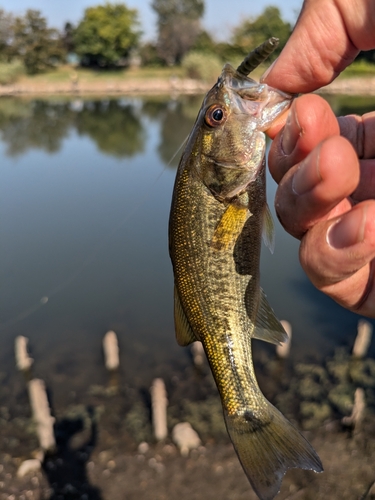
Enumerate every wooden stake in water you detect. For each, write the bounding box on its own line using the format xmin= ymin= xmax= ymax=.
xmin=342 ymin=388 xmax=366 ymax=430
xmin=103 ymin=330 xmax=120 ymax=370
xmin=191 ymin=341 xmax=205 ymax=367
xmin=150 ymin=378 xmax=168 ymax=441
xmin=353 ymin=320 xmax=373 ymax=358
xmin=28 ymin=378 xmax=56 ymax=452
xmin=15 ymin=336 xmax=34 ymax=372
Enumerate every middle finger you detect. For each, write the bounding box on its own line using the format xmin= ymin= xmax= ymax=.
xmin=275 ymin=135 xmax=359 ymax=239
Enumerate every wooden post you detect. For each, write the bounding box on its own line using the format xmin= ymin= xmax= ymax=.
xmin=191 ymin=341 xmax=205 ymax=367
xmin=103 ymin=330 xmax=120 ymax=371
xmin=353 ymin=320 xmax=372 ymax=358
xmin=28 ymin=379 xmax=56 ymax=452
xmin=342 ymin=388 xmax=366 ymax=430
xmin=15 ymin=336 xmax=33 ymax=372
xmin=150 ymin=378 xmax=168 ymax=441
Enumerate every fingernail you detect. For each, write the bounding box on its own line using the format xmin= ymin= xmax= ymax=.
xmin=327 ymin=206 xmax=367 ymax=249
xmin=260 ymin=59 xmax=277 ymax=82
xmin=292 ymin=145 xmax=322 ymax=195
xmin=281 ymin=105 xmax=301 ymax=155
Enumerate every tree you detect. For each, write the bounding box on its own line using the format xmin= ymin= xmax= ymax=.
xmin=12 ymin=10 xmax=64 ymax=74
xmin=0 ymin=9 xmax=15 ymax=62
xmin=232 ymin=6 xmax=292 ymax=61
xmin=152 ymin=0 xmax=205 ymax=65
xmin=61 ymin=22 xmax=76 ymax=54
xmin=74 ymin=3 xmax=141 ymax=67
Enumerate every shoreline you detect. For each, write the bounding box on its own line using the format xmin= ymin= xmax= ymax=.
xmin=0 ymin=77 xmax=209 ymax=97
xmin=0 ymin=75 xmax=375 ymax=97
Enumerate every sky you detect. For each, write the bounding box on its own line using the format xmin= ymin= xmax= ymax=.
xmin=1 ymin=0 xmax=304 ymax=41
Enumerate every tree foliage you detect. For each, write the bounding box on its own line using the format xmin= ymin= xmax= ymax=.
xmin=74 ymin=3 xmax=141 ymax=67
xmin=0 ymin=9 xmax=15 ymax=62
xmin=12 ymin=10 xmax=64 ymax=74
xmin=62 ymin=22 xmax=76 ymax=54
xmin=232 ymin=6 xmax=292 ymax=60
xmin=152 ymin=0 xmax=205 ymax=65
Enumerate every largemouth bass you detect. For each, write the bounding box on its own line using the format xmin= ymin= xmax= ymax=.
xmin=169 ymin=39 xmax=322 ymax=500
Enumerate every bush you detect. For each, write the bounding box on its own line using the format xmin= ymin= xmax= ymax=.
xmin=182 ymin=51 xmax=223 ymax=83
xmin=342 ymin=60 xmax=375 ymax=76
xmin=0 ymin=60 xmax=24 ymax=85
xmin=139 ymin=42 xmax=164 ymax=67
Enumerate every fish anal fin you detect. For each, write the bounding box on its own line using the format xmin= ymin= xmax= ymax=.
xmin=174 ymin=287 xmax=198 ymax=346
xmin=253 ymin=289 xmax=288 ymax=345
xmin=224 ymin=403 xmax=323 ymax=500
xmin=211 ymin=204 xmax=249 ymax=251
xmin=262 ymin=204 xmax=275 ymax=254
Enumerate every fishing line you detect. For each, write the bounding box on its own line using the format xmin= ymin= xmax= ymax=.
xmin=0 ymin=135 xmax=189 ymax=332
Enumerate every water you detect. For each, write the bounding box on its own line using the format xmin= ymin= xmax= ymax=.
xmin=1 ymin=94 xmax=374 ymax=409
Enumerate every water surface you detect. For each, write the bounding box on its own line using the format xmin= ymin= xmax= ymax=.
xmin=1 ymin=94 xmax=374 ymax=408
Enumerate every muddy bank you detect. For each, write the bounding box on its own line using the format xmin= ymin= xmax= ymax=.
xmin=1 ymin=345 xmax=375 ymax=500
xmin=0 ymin=75 xmax=374 ymax=97
xmin=3 ymin=428 xmax=375 ymax=500
xmin=0 ymin=78 xmax=209 ymax=97
xmin=318 ymin=76 xmax=375 ymax=96
xmin=2 ymin=417 xmax=375 ymax=500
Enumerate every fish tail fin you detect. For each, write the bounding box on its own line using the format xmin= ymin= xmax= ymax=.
xmin=224 ymin=402 xmax=323 ymax=500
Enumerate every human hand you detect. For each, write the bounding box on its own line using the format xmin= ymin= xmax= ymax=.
xmin=263 ymin=0 xmax=375 ymax=316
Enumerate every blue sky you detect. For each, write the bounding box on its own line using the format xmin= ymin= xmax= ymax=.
xmin=1 ymin=0 xmax=303 ymax=41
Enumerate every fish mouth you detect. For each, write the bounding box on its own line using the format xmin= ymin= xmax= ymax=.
xmin=220 ymin=64 xmax=293 ymax=129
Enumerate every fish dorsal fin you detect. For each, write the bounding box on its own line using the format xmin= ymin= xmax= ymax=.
xmin=262 ymin=203 xmax=275 ymax=254
xmin=211 ymin=203 xmax=249 ymax=251
xmin=174 ymin=286 xmax=198 ymax=346
xmin=253 ymin=289 xmax=288 ymax=345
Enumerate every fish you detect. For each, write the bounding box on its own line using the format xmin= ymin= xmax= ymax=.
xmin=168 ymin=38 xmax=323 ymax=500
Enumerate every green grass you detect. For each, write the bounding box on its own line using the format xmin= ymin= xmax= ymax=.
xmin=17 ymin=60 xmax=266 ymax=86
xmin=5 ymin=59 xmax=374 ymax=89
xmin=0 ymin=60 xmax=25 ymax=85
xmin=17 ymin=64 xmax=186 ymax=85
xmin=340 ymin=60 xmax=375 ymax=77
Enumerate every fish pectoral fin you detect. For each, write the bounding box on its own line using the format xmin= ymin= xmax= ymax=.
xmin=211 ymin=203 xmax=249 ymax=251
xmin=253 ymin=289 xmax=288 ymax=345
xmin=174 ymin=286 xmax=199 ymax=346
xmin=262 ymin=203 xmax=275 ymax=254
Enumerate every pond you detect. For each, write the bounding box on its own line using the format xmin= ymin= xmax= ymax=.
xmin=1 ymin=93 xmax=375 ymax=411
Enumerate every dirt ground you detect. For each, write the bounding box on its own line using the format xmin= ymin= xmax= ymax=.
xmin=1 ymin=353 xmax=375 ymax=500
xmin=0 ymin=75 xmax=374 ymax=97
xmin=1 ymin=420 xmax=375 ymax=500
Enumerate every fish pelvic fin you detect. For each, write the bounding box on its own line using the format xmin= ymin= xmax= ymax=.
xmin=224 ymin=404 xmax=323 ymax=500
xmin=174 ymin=286 xmax=199 ymax=346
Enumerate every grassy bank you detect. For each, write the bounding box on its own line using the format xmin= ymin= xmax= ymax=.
xmin=0 ymin=61 xmax=375 ymax=96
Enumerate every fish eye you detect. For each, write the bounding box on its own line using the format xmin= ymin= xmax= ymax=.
xmin=205 ymin=105 xmax=226 ymax=127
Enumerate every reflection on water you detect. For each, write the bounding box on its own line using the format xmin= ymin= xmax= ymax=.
xmin=0 ymin=93 xmax=374 ymax=413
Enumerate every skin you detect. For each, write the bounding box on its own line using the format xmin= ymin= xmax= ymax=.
xmin=261 ymin=0 xmax=375 ymax=316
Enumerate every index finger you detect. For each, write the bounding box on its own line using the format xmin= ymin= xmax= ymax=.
xmin=263 ymin=0 xmax=375 ymax=93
